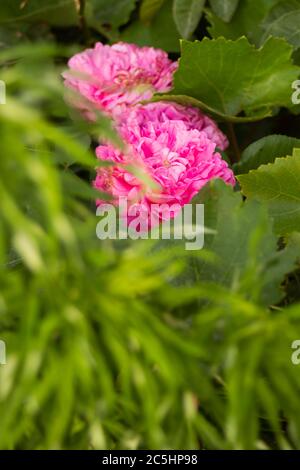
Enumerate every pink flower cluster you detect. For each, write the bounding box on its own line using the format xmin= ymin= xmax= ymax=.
xmin=64 ymin=42 xmax=235 ymax=227
xmin=63 ymin=42 xmax=177 ymax=119
xmin=94 ymin=102 xmax=234 ymax=224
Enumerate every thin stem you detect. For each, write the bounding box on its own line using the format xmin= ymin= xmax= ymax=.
xmin=227 ymin=121 xmax=241 ymax=163
xmin=77 ymin=0 xmax=90 ymax=44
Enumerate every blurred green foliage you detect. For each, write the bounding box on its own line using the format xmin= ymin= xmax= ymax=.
xmin=0 ymin=0 xmax=300 ymax=451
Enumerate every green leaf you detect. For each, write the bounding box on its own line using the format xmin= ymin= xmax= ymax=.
xmin=89 ymin=0 xmax=137 ymax=28
xmin=0 ymin=0 xmax=78 ymax=27
xmin=121 ymin=0 xmax=180 ymax=52
xmin=237 ymin=150 xmax=300 ymax=234
xmin=139 ymin=0 xmax=166 ymax=23
xmin=194 ymin=181 xmax=300 ymax=306
xmin=207 ymin=0 xmax=280 ymax=45
xmin=157 ymin=37 xmax=299 ymax=122
xmin=173 ymin=0 xmax=205 ymax=39
xmin=261 ymin=0 xmax=300 ymax=49
xmin=234 ymin=135 xmax=300 ymax=174
xmin=60 ymin=171 xmax=102 ymax=201
xmin=209 ymin=0 xmax=240 ymax=22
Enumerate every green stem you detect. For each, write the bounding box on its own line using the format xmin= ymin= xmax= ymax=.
xmin=78 ymin=0 xmax=90 ymax=44
xmin=227 ymin=121 xmax=241 ymax=163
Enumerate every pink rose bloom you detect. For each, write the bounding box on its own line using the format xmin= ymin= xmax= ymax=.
xmin=63 ymin=42 xmax=177 ymax=119
xmin=94 ymin=102 xmax=235 ymax=227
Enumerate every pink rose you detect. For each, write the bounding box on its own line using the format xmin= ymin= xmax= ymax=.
xmin=94 ymin=102 xmax=235 ymax=227
xmin=63 ymin=42 xmax=177 ymax=119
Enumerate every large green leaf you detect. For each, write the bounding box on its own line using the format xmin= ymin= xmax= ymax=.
xmin=0 ymin=0 xmax=78 ymax=27
xmin=237 ymin=150 xmax=300 ymax=234
xmin=234 ymin=135 xmax=300 ymax=174
xmin=89 ymin=0 xmax=137 ymax=28
xmin=193 ymin=181 xmax=300 ymax=306
xmin=121 ymin=0 xmax=180 ymax=52
xmin=207 ymin=0 xmax=280 ymax=45
xmin=173 ymin=0 xmax=205 ymax=39
xmin=209 ymin=0 xmax=240 ymax=22
xmin=261 ymin=0 xmax=300 ymax=49
xmin=155 ymin=37 xmax=299 ymax=122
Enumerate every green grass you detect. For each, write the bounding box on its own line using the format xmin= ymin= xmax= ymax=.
xmin=0 ymin=31 xmax=300 ymax=451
